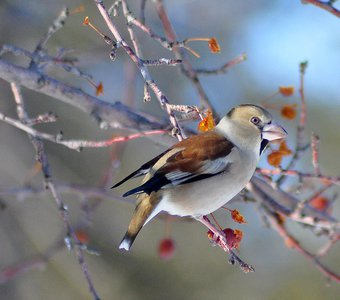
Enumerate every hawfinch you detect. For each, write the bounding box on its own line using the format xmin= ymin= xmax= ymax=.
xmin=113 ymin=104 xmax=287 ymax=250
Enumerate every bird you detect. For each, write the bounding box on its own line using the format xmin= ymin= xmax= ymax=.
xmin=112 ymin=104 xmax=287 ymax=251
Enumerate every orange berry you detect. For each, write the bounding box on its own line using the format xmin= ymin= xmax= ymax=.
xmin=267 ymin=151 xmax=283 ymax=167
xmin=279 ymin=86 xmax=294 ymax=97
xmin=230 ymin=209 xmax=247 ymax=224
xmin=197 ymin=110 xmax=215 ymax=132
xmin=208 ymin=38 xmax=221 ymax=53
xmin=279 ymin=141 xmax=292 ymax=156
xmin=96 ymin=82 xmax=104 ymax=96
xmin=281 ymin=104 xmax=297 ymax=120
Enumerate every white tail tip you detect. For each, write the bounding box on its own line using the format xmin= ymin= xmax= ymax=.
xmin=119 ymin=239 xmax=131 ymax=251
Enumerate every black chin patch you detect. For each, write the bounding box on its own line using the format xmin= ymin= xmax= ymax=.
xmin=260 ymin=139 xmax=269 ymax=155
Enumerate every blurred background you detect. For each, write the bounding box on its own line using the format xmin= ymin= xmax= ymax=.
xmin=0 ymin=0 xmax=339 ymax=299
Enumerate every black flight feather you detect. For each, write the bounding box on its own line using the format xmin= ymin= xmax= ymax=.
xmin=122 ymin=169 xmax=228 ymax=197
xmin=111 ymin=149 xmax=170 ymax=189
xmin=122 ymin=174 xmax=171 ymax=197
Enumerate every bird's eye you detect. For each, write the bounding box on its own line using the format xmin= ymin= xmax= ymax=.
xmin=251 ymin=117 xmax=260 ymax=125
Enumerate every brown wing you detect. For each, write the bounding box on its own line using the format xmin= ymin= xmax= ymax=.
xmin=161 ymin=131 xmax=234 ymax=174
xmin=122 ymin=131 xmax=235 ymax=196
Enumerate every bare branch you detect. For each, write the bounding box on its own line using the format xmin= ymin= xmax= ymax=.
xmin=10 ymin=82 xmax=101 ymax=300
xmin=0 ymin=183 xmax=134 ymax=206
xmin=154 ymin=0 xmax=218 ymax=117
xmin=93 ymin=0 xmax=184 ymax=141
xmin=0 ymin=112 xmax=168 ymax=151
xmin=1 ymin=44 xmax=92 ymax=80
xmin=249 ymin=176 xmax=339 ymax=230
xmin=196 ymin=216 xmax=254 ymax=273
xmin=302 ymin=0 xmax=340 ymax=18
xmin=195 ymin=53 xmax=247 ymax=75
xmin=311 ymin=133 xmax=321 ymax=175
xmin=277 ymin=62 xmax=309 ymax=185
xmin=0 ymin=58 xmax=164 ymax=132
xmin=0 ymin=240 xmax=64 ymax=284
xmin=257 ymin=168 xmax=340 ymax=186
xmin=267 ymin=211 xmax=340 ymax=283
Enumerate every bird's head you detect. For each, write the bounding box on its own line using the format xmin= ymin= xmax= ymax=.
xmin=216 ymin=104 xmax=287 ymax=152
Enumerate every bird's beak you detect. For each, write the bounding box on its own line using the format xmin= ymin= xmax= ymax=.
xmin=262 ymin=121 xmax=287 ymax=141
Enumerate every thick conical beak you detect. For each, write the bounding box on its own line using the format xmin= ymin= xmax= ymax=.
xmin=262 ymin=121 xmax=287 ymax=141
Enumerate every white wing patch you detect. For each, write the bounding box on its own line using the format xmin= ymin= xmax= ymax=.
xmin=163 ymin=156 xmax=231 ymax=187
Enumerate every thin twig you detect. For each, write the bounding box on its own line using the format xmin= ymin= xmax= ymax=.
xmin=10 ymin=83 xmax=101 ymax=300
xmin=311 ymin=133 xmax=321 ymax=175
xmin=249 ymin=176 xmax=339 ymax=231
xmin=1 ymin=44 xmax=91 ymax=80
xmin=34 ymin=7 xmax=69 ymax=53
xmin=196 ymin=216 xmax=254 ymax=273
xmin=0 ymin=239 xmax=64 ymax=284
xmin=0 ymin=183 xmax=135 ymax=206
xmin=119 ymin=3 xmax=192 ymax=56
xmin=94 ymin=0 xmax=183 ymax=141
xmin=257 ymin=168 xmax=340 ymax=186
xmin=0 ymin=58 xmax=165 ymax=132
xmin=121 ymin=0 xmax=144 ymax=58
xmin=142 ymin=58 xmax=182 ymax=66
xmin=154 ymin=0 xmax=218 ymax=117
xmin=29 ymin=7 xmax=69 ymax=70
xmin=195 ymin=53 xmax=247 ymax=75
xmin=267 ymin=212 xmax=340 ymax=283
xmin=25 ymin=112 xmax=58 ymax=126
xmin=316 ymin=234 xmax=339 ymax=257
xmin=140 ymin=0 xmax=147 ymax=24
xmin=302 ymin=0 xmax=340 ymax=18
xmin=0 ymin=112 xmax=168 ymax=151
xmin=277 ymin=61 xmax=308 ymax=186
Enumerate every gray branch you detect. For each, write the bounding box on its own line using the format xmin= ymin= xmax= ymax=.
xmin=0 ymin=58 xmax=164 ymax=132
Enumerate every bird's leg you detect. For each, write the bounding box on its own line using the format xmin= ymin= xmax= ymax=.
xmin=195 ymin=215 xmax=255 ymax=273
xmin=195 ymin=215 xmax=229 ymax=251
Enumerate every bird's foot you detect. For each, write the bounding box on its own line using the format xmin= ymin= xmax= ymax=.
xmin=195 ymin=215 xmax=255 ymax=273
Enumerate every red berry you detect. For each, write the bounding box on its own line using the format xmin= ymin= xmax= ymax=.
xmin=309 ymin=197 xmax=330 ymax=212
xmin=75 ymin=230 xmax=89 ymax=245
xmin=158 ymin=238 xmax=175 ymax=260
xmin=223 ymin=228 xmax=243 ymax=249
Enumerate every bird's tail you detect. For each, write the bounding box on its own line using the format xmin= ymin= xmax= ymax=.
xmin=119 ymin=231 xmax=139 ymax=251
xmin=119 ymin=192 xmax=160 ymax=251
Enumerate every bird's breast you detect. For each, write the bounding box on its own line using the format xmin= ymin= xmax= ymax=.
xmin=160 ymin=150 xmax=258 ymax=217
